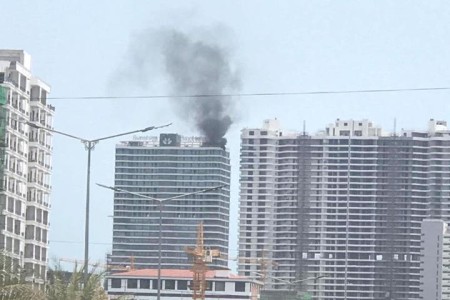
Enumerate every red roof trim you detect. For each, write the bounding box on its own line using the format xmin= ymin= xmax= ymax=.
xmin=111 ymin=269 xmax=246 ymax=279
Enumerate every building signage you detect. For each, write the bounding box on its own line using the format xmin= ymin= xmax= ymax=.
xmin=131 ymin=135 xmax=206 ymax=148
xmin=132 ymin=135 xmax=158 ymax=142
xmin=159 ymin=134 xmax=181 ymax=147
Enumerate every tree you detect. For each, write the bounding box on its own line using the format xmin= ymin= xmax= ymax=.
xmin=0 ymin=251 xmax=45 ymax=300
xmin=46 ymin=263 xmax=108 ymax=300
xmin=297 ymin=292 xmax=312 ymax=300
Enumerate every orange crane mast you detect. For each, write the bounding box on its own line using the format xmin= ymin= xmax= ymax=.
xmin=185 ymin=222 xmax=220 ymax=300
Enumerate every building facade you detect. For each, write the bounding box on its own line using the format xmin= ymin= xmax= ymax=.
xmin=0 ymin=50 xmax=54 ymax=286
xmin=106 ymin=269 xmax=261 ymax=300
xmin=110 ymin=134 xmax=230 ymax=270
xmin=238 ymin=118 xmax=450 ymax=300
xmin=420 ymin=219 xmax=450 ymax=300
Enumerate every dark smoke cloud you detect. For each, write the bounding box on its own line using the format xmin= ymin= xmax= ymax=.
xmin=162 ymin=30 xmax=240 ymax=147
xmin=112 ymin=27 xmax=241 ymax=148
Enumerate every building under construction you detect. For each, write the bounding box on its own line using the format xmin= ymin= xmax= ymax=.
xmin=238 ymin=118 xmax=450 ymax=300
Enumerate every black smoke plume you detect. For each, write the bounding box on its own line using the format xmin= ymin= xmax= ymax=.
xmin=161 ymin=29 xmax=240 ymax=148
xmin=111 ymin=27 xmax=241 ymax=148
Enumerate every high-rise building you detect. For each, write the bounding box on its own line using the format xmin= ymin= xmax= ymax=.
xmin=0 ymin=50 xmax=54 ymax=287
xmin=239 ymin=118 xmax=450 ymax=300
xmin=110 ymin=134 xmax=230 ymax=270
xmin=420 ymin=219 xmax=450 ymax=300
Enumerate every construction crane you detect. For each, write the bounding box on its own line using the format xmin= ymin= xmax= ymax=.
xmin=239 ymin=251 xmax=278 ymax=283
xmin=216 ymin=252 xmax=275 ymax=300
xmin=225 ymin=249 xmax=278 ymax=284
xmin=185 ymin=222 xmax=220 ymax=300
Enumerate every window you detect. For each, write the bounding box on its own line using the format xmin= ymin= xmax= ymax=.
xmin=215 ymin=281 xmax=225 ymax=291
xmin=127 ymin=279 xmax=138 ymax=289
xmin=140 ymin=279 xmax=150 ymax=289
xmin=165 ymin=280 xmax=175 ymax=290
xmin=7 ymin=198 xmax=13 ymax=212
xmin=235 ymin=282 xmax=245 ymax=292
xmin=152 ymin=279 xmax=160 ymax=289
xmin=111 ymin=279 xmax=121 ymax=288
xmin=14 ymin=220 xmax=20 ymax=235
xmin=178 ymin=280 xmax=188 ymax=290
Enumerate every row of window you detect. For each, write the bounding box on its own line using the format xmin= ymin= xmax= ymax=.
xmin=116 ymin=155 xmax=229 ymax=163
xmin=115 ymin=174 xmax=226 ymax=181
xmin=117 ymin=148 xmax=227 ymax=156
xmin=115 ymin=167 xmax=230 ymax=175
xmin=110 ymin=278 xmax=246 ymax=292
xmin=116 ymin=162 xmax=230 ymax=169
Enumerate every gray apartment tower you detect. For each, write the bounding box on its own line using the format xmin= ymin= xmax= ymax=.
xmin=239 ymin=118 xmax=450 ymax=300
xmin=110 ymin=134 xmax=230 ymax=270
xmin=0 ymin=50 xmax=54 ymax=287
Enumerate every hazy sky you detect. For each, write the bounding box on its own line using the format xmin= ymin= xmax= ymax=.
xmin=2 ymin=0 xmax=450 ymax=269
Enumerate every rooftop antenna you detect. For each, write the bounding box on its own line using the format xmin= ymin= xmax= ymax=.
xmin=393 ymin=118 xmax=397 ymax=137
xmin=302 ymin=120 xmax=306 ymax=136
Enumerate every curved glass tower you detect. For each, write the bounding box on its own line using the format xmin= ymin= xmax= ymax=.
xmin=110 ymin=134 xmax=230 ymax=270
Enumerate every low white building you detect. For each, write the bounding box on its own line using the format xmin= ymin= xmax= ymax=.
xmin=106 ymin=269 xmax=262 ymax=300
xmin=420 ymin=219 xmax=450 ymax=300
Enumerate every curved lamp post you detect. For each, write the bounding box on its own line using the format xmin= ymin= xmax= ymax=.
xmin=97 ymin=183 xmax=226 ymax=300
xmin=26 ymin=122 xmax=171 ymax=285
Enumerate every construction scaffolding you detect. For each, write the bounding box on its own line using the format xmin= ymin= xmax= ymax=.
xmin=376 ymin=135 xmax=415 ymax=299
xmin=0 ymin=86 xmax=7 ymax=191
xmin=295 ymin=134 xmax=312 ymax=294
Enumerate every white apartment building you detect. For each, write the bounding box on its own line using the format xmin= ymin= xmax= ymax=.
xmin=239 ymin=118 xmax=450 ymax=300
xmin=0 ymin=50 xmax=54 ymax=287
xmin=106 ymin=269 xmax=261 ymax=300
xmin=420 ymin=219 xmax=450 ymax=300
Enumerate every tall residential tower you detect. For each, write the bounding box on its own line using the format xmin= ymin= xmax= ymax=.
xmin=420 ymin=219 xmax=450 ymax=300
xmin=0 ymin=50 xmax=54 ymax=286
xmin=110 ymin=134 xmax=230 ymax=270
xmin=239 ymin=119 xmax=450 ymax=300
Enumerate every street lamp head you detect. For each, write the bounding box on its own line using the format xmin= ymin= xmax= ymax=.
xmin=26 ymin=121 xmax=41 ymax=129
xmin=141 ymin=123 xmax=173 ymax=132
xmin=96 ymin=183 xmax=118 ymax=191
xmin=212 ymin=184 xmax=227 ymax=191
xmin=141 ymin=126 xmax=155 ymax=132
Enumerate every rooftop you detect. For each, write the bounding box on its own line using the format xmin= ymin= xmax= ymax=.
xmin=111 ymin=269 xmax=246 ymax=279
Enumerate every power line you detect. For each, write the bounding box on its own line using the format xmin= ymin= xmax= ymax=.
xmin=45 ymin=86 xmax=450 ymax=100
xmin=50 ymin=240 xmax=111 ymax=245
xmin=50 ymin=239 xmax=240 ymax=251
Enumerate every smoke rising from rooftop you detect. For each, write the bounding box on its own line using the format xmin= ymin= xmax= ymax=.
xmin=112 ymin=27 xmax=241 ymax=148
xmin=162 ymin=30 xmax=240 ymax=147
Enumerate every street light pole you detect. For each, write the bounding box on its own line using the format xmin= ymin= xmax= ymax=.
xmin=157 ymin=202 xmax=162 ymax=300
xmin=97 ymin=183 xmax=226 ymax=300
xmin=84 ymin=140 xmax=94 ymax=286
xmin=26 ymin=122 xmax=171 ymax=287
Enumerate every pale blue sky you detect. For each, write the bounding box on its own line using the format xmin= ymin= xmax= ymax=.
xmin=2 ymin=0 xmax=450 ymax=269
